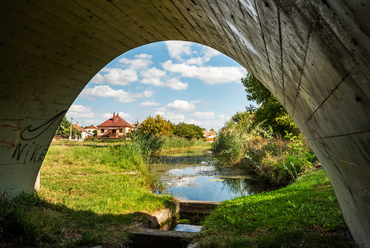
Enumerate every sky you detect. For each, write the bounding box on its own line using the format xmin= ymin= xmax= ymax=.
xmin=66 ymin=41 xmax=255 ymax=131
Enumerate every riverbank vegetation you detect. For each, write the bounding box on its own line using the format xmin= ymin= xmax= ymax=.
xmin=197 ymin=169 xmax=355 ymax=247
xmin=0 ymin=132 xmax=211 ymax=247
xmin=0 ymin=138 xmax=173 ymax=247
xmin=212 ymin=73 xmax=316 ymax=186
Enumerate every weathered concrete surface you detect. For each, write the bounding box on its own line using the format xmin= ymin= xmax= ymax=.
xmin=0 ymin=0 xmax=369 ymax=246
xmin=177 ymin=200 xmax=219 ymax=214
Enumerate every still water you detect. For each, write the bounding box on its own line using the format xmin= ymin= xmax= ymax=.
xmin=154 ymin=156 xmax=273 ymax=202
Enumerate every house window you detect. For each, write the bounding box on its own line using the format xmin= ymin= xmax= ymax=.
xmin=101 ymin=129 xmax=104 ymax=133
xmin=119 ymin=129 xmax=123 ymax=133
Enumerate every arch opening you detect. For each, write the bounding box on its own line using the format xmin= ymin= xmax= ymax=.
xmin=0 ymin=1 xmax=369 ymax=246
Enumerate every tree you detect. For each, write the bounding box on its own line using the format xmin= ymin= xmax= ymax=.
xmin=241 ymin=73 xmax=298 ymax=136
xmin=55 ymin=116 xmax=70 ymax=137
xmin=174 ymin=122 xmax=204 ymax=139
xmin=140 ymin=115 xmax=173 ymax=136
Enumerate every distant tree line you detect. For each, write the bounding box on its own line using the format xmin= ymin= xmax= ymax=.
xmin=139 ymin=114 xmax=204 ymax=139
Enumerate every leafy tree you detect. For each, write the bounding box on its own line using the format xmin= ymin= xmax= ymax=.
xmin=241 ymin=73 xmax=298 ymax=136
xmin=140 ymin=115 xmax=173 ymax=136
xmin=55 ymin=116 xmax=70 ymax=137
xmin=174 ymin=122 xmax=203 ymax=139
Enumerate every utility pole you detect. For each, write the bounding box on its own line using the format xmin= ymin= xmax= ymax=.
xmin=69 ymin=117 xmax=73 ymax=141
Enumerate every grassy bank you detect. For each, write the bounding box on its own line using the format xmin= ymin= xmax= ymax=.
xmin=160 ymin=136 xmax=211 ymax=155
xmin=1 ymin=141 xmax=173 ymax=247
xmin=196 ymin=169 xmax=355 ymax=247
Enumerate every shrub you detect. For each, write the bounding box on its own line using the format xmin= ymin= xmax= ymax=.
xmin=212 ymin=130 xmax=246 ymax=166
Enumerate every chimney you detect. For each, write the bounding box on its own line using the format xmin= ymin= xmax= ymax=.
xmin=113 ymin=113 xmax=115 ymax=119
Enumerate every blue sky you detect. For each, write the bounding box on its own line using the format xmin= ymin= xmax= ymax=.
xmin=66 ymin=41 xmax=254 ymax=131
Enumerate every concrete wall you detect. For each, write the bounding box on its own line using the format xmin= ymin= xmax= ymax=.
xmin=0 ymin=0 xmax=369 ymax=246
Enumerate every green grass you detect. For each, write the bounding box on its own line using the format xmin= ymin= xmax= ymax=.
xmin=160 ymin=136 xmax=211 ymax=155
xmin=1 ymin=141 xmax=173 ymax=247
xmin=197 ymin=170 xmax=355 ymax=247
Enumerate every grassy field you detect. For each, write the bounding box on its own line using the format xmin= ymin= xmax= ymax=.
xmin=1 ymin=141 xmax=174 ymax=247
xmin=0 ymin=140 xmax=355 ymax=247
xmin=196 ymin=169 xmax=356 ymax=247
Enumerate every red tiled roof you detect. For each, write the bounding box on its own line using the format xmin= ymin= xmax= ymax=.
xmin=85 ymin=125 xmax=97 ymax=130
xmin=97 ymin=114 xmax=133 ymax=128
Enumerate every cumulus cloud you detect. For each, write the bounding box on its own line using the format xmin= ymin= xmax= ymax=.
xmin=91 ymin=68 xmax=138 ymax=86
xmin=192 ymin=111 xmax=215 ymax=119
xmin=187 ymin=119 xmax=203 ymax=126
xmin=155 ymin=111 xmax=185 ymax=123
xmin=166 ymin=100 xmax=196 ymax=111
xmin=140 ymin=67 xmax=188 ymax=90
xmin=82 ymin=85 xmax=153 ymax=103
xmin=66 ymin=105 xmax=95 ymax=118
xmin=162 ymin=60 xmax=246 ymax=84
xmin=165 ymin=41 xmax=192 ymax=61
xmin=186 ymin=46 xmax=221 ymax=65
xmin=141 ymin=101 xmax=160 ymax=106
xmin=82 ymin=85 xmax=135 ymax=103
xmin=133 ymin=90 xmax=154 ymax=98
xmin=90 ymin=54 xmax=152 ymax=86
xmin=119 ymin=53 xmax=152 ymax=70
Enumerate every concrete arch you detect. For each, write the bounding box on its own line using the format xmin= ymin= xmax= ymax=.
xmin=0 ymin=0 xmax=369 ymax=246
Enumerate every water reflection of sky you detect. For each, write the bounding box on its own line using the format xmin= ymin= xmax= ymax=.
xmin=157 ymin=164 xmax=267 ymax=202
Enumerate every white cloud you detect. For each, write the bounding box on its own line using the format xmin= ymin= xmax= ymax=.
xmin=187 ymin=119 xmax=203 ymax=126
xmin=82 ymin=85 xmax=135 ymax=103
xmin=165 ymin=41 xmax=192 ymax=61
xmin=82 ymin=85 xmax=153 ymax=103
xmin=185 ymin=46 xmax=221 ymax=66
xmin=66 ymin=105 xmax=95 ymax=119
xmin=141 ymin=101 xmax=160 ymax=106
xmin=192 ymin=111 xmax=215 ymax=119
xmin=140 ymin=67 xmax=188 ymax=90
xmin=118 ymin=112 xmax=132 ymax=120
xmin=166 ymin=100 xmax=196 ymax=111
xmin=90 ymin=53 xmax=153 ymax=86
xmin=162 ymin=60 xmax=246 ymax=84
xmin=91 ymin=68 xmax=138 ymax=86
xmin=119 ymin=53 xmax=152 ymax=70
xmin=133 ymin=90 xmax=154 ymax=98
xmin=155 ymin=111 xmax=185 ymax=123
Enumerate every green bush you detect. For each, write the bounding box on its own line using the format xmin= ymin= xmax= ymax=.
xmin=212 ymin=130 xmax=246 ymax=166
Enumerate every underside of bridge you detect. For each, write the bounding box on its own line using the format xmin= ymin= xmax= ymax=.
xmin=0 ymin=0 xmax=369 ymax=246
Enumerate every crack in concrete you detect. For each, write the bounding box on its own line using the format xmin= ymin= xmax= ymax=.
xmin=292 ymin=30 xmax=311 ymax=118
xmin=253 ymin=0 xmax=278 ymax=96
xmin=307 ymin=130 xmax=370 ymax=140
xmin=305 ymin=73 xmax=349 ymax=124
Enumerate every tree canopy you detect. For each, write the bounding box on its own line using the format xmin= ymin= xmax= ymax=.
xmin=140 ymin=114 xmax=173 ymax=136
xmin=174 ymin=122 xmax=204 ymax=139
xmin=241 ymin=73 xmax=299 ymax=136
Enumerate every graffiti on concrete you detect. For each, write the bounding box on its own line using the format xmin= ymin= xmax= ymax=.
xmin=1 ymin=110 xmax=67 ymax=164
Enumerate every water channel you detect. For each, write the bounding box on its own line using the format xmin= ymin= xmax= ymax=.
xmin=153 ymin=154 xmax=275 ymax=202
xmin=147 ymin=154 xmax=277 ymax=233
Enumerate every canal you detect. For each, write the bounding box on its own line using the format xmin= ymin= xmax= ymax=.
xmin=153 ymin=154 xmax=275 ymax=202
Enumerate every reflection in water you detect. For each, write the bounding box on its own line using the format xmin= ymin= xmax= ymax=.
xmin=154 ymin=159 xmax=274 ymax=202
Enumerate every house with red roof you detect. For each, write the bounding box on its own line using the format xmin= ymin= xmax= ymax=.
xmin=97 ymin=113 xmax=134 ymax=138
xmin=85 ymin=125 xmax=97 ymax=136
xmin=73 ymin=122 xmax=93 ymax=140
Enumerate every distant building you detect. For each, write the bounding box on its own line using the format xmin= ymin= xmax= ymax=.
xmin=203 ymin=130 xmax=217 ymax=142
xmin=73 ymin=122 xmax=93 ymax=140
xmin=85 ymin=125 xmax=97 ymax=136
xmin=97 ymin=113 xmax=134 ymax=138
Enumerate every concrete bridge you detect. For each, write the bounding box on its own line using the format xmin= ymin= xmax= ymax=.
xmin=0 ymin=0 xmax=369 ymax=246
